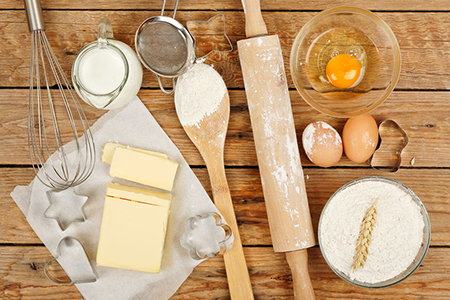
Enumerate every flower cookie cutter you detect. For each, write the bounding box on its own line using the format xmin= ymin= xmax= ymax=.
xmin=43 ymin=188 xmax=88 ymax=231
xmin=180 ymin=212 xmax=233 ymax=260
xmin=370 ymin=119 xmax=410 ymax=172
xmin=44 ymin=236 xmax=97 ymax=285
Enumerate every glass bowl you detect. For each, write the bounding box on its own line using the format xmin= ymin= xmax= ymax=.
xmin=290 ymin=7 xmax=401 ymax=118
xmin=318 ymin=176 xmax=431 ymax=288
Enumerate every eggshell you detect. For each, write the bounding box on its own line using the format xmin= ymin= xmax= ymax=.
xmin=342 ymin=114 xmax=379 ymax=163
xmin=302 ymin=121 xmax=343 ymax=167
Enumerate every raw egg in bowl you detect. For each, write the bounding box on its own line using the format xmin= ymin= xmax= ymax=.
xmin=290 ymin=7 xmax=401 ymax=118
xmin=326 ymin=54 xmax=363 ymax=89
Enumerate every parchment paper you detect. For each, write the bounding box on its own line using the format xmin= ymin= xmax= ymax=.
xmin=10 ymin=96 xmax=227 ymax=300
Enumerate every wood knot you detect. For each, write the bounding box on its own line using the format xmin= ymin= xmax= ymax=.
xmin=271 ymin=274 xmax=292 ymax=282
xmin=30 ymin=262 xmax=38 ymax=270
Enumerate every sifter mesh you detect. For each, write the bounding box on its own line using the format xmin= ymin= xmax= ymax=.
xmin=137 ymin=22 xmax=188 ymax=76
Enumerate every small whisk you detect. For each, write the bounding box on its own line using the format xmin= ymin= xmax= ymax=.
xmin=24 ymin=0 xmax=95 ymax=191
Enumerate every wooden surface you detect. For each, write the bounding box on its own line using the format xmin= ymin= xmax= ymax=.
xmin=1 ymin=1 xmax=450 ymax=299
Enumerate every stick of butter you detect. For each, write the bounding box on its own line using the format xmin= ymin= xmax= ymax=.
xmin=102 ymin=142 xmax=168 ymax=165
xmin=109 ymin=147 xmax=179 ymax=191
xmin=96 ymin=183 xmax=171 ymax=273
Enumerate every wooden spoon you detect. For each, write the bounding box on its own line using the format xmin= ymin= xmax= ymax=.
xmin=175 ymin=86 xmax=254 ymax=299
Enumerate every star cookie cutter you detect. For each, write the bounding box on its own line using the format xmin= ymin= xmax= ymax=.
xmin=370 ymin=119 xmax=410 ymax=172
xmin=186 ymin=13 xmax=233 ymax=61
xmin=44 ymin=188 xmax=88 ymax=231
xmin=44 ymin=236 xmax=97 ymax=285
xmin=180 ymin=212 xmax=233 ymax=260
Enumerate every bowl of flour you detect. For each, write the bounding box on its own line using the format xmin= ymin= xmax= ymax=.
xmin=318 ymin=176 xmax=430 ymax=288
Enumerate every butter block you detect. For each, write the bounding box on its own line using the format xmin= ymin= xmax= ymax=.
xmin=107 ymin=182 xmax=171 ymax=208
xmin=110 ymin=147 xmax=179 ymax=191
xmin=96 ymin=183 xmax=171 ymax=273
xmin=102 ymin=142 xmax=168 ymax=165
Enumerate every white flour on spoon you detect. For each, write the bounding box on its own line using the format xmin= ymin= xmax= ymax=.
xmin=175 ymin=62 xmax=227 ymax=127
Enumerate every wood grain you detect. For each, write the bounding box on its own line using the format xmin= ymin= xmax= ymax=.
xmin=2 ymin=0 xmax=450 ymax=11
xmin=2 ymin=11 xmax=450 ymax=90
xmin=0 ymin=89 xmax=449 ymax=167
xmin=2 ymin=168 xmax=449 ymax=246
xmin=0 ymin=246 xmax=448 ymax=299
xmin=1 ymin=4 xmax=449 ymax=299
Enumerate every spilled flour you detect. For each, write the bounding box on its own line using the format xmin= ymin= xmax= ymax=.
xmin=320 ymin=179 xmax=425 ymax=284
xmin=175 ymin=62 xmax=226 ymax=127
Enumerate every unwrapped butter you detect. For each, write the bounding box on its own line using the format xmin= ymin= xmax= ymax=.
xmin=108 ymin=145 xmax=179 ymax=191
xmin=102 ymin=142 xmax=168 ymax=164
xmin=96 ymin=183 xmax=171 ymax=273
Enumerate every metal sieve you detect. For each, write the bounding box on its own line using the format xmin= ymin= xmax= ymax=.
xmin=135 ymin=0 xmax=194 ymax=94
xmin=135 ymin=0 xmax=233 ymax=94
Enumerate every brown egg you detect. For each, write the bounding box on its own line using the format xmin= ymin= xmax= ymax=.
xmin=302 ymin=121 xmax=343 ymax=167
xmin=342 ymin=114 xmax=379 ymax=163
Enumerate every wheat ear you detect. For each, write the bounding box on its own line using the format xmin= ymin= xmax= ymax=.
xmin=352 ymin=197 xmax=379 ymax=272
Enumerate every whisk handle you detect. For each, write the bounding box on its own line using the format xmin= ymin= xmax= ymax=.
xmin=23 ymin=0 xmax=45 ymax=32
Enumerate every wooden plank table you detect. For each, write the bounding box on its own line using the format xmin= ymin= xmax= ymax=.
xmin=1 ymin=0 xmax=450 ymax=299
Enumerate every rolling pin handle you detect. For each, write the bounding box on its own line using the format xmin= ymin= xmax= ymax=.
xmin=286 ymin=250 xmax=316 ymax=300
xmin=241 ymin=0 xmax=268 ymax=37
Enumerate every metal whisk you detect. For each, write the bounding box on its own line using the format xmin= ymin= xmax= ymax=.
xmin=24 ymin=0 xmax=95 ymax=191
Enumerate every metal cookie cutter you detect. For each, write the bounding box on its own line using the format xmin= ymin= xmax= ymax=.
xmin=44 ymin=188 xmax=88 ymax=231
xmin=186 ymin=13 xmax=233 ymax=61
xmin=370 ymin=119 xmax=409 ymax=172
xmin=180 ymin=212 xmax=233 ymax=260
xmin=44 ymin=237 xmax=97 ymax=284
xmin=135 ymin=0 xmax=233 ymax=94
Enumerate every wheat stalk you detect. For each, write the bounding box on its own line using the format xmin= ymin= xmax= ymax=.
xmin=352 ymin=197 xmax=379 ymax=272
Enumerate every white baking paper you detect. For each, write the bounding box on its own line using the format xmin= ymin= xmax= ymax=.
xmin=10 ymin=96 xmax=228 ymax=300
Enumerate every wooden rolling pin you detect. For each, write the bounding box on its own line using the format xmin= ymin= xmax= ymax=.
xmin=237 ymin=0 xmax=316 ymax=299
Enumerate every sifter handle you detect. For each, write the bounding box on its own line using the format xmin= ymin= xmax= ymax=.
xmin=23 ymin=0 xmax=45 ymax=31
xmin=156 ymin=76 xmax=176 ymax=95
xmin=241 ymin=0 xmax=268 ymax=38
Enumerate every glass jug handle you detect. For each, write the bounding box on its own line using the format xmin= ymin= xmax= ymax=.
xmin=98 ymin=18 xmax=114 ymax=45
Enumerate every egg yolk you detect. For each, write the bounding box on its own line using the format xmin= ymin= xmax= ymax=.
xmin=326 ymin=54 xmax=361 ymax=88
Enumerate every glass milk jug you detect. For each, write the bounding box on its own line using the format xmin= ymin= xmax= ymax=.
xmin=72 ymin=18 xmax=143 ymax=110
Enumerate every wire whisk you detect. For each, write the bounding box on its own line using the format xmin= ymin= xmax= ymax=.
xmin=24 ymin=0 xmax=95 ymax=191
